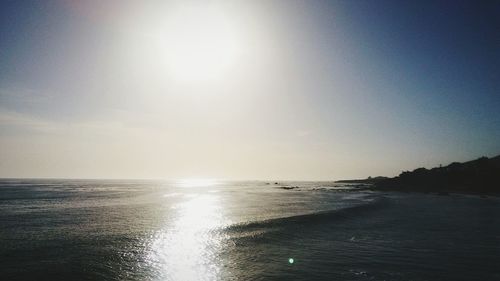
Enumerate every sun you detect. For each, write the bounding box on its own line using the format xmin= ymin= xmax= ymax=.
xmin=162 ymin=3 xmax=242 ymax=82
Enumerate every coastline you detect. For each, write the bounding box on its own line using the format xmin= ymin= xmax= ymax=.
xmin=336 ymin=154 xmax=500 ymax=195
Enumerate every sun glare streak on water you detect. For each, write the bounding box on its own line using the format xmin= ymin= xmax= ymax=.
xmin=147 ymin=189 xmax=229 ymax=281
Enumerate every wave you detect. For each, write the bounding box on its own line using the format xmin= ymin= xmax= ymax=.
xmin=223 ymin=197 xmax=388 ymax=239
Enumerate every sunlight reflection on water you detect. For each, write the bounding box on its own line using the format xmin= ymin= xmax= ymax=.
xmin=148 ymin=192 xmax=229 ymax=281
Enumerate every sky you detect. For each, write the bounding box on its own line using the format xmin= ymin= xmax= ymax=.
xmin=0 ymin=0 xmax=499 ymax=180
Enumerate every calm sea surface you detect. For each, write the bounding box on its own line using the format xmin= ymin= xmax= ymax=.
xmin=1 ymin=179 xmax=499 ymax=280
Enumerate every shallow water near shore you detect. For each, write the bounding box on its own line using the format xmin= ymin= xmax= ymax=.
xmin=1 ymin=179 xmax=499 ymax=280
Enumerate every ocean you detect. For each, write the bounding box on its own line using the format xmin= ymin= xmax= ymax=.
xmin=1 ymin=179 xmax=499 ymax=280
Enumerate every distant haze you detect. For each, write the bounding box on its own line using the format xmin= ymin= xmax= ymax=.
xmin=1 ymin=0 xmax=499 ymax=180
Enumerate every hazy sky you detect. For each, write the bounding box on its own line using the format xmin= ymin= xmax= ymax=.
xmin=1 ymin=0 xmax=499 ymax=180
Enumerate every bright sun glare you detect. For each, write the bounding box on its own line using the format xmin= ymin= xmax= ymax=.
xmin=162 ymin=3 xmax=242 ymax=82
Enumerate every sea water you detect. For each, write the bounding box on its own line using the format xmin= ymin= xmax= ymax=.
xmin=1 ymin=179 xmax=499 ymax=280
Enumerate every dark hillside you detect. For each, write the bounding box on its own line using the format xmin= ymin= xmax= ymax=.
xmin=375 ymin=155 xmax=500 ymax=193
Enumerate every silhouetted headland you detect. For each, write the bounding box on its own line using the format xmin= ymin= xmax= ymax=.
xmin=336 ymin=155 xmax=500 ymax=194
xmin=335 ymin=176 xmax=389 ymax=185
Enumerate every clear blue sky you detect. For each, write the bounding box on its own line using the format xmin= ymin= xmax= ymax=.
xmin=0 ymin=0 xmax=499 ymax=180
